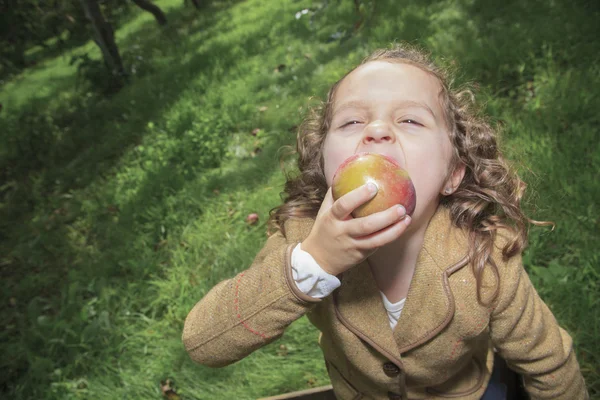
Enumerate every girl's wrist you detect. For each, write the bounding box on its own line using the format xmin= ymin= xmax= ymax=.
xmin=301 ymin=239 xmax=334 ymax=276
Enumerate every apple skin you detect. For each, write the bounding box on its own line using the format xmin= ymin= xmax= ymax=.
xmin=331 ymin=152 xmax=417 ymax=218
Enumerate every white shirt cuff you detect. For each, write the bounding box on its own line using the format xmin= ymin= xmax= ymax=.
xmin=291 ymin=243 xmax=341 ymax=299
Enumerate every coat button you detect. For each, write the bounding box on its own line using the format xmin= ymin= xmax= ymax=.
xmin=383 ymin=362 xmax=401 ymax=377
xmin=387 ymin=391 xmax=403 ymax=400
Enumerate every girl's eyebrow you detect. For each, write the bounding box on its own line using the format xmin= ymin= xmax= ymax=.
xmin=333 ymin=99 xmax=437 ymax=120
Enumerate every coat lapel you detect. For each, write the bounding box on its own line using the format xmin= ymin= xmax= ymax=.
xmin=333 ymin=259 xmax=404 ymax=366
xmin=333 ymin=207 xmax=470 ymax=360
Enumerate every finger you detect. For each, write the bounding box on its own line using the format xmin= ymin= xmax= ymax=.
xmin=346 ymin=204 xmax=407 ymax=237
xmin=316 ymin=187 xmax=334 ymax=218
xmin=330 ymin=182 xmax=378 ymax=221
xmin=354 ymin=215 xmax=412 ymax=250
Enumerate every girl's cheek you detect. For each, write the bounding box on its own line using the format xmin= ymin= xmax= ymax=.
xmin=325 ymin=158 xmax=342 ymax=186
xmin=323 ymin=141 xmax=351 ymax=184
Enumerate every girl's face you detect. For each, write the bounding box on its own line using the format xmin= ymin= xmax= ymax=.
xmin=322 ymin=61 xmax=463 ymax=227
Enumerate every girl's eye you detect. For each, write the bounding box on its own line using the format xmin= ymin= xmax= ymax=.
xmin=400 ymin=119 xmax=422 ymax=126
xmin=341 ymin=120 xmax=362 ymax=128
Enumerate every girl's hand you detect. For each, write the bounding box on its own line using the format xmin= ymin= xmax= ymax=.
xmin=301 ymin=183 xmax=411 ymax=276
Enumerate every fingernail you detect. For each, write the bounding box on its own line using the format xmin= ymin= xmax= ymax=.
xmin=396 ymin=205 xmax=406 ymax=218
xmin=404 ymin=215 xmax=411 ymax=225
xmin=367 ymin=182 xmax=378 ymax=194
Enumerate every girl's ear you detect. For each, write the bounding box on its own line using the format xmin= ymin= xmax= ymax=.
xmin=441 ymin=162 xmax=466 ymax=196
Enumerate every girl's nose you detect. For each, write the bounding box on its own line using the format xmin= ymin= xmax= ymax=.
xmin=363 ymin=120 xmax=395 ymax=144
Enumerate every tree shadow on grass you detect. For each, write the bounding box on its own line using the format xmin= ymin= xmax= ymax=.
xmin=449 ymin=0 xmax=599 ymax=90
xmin=0 ymin=1 xmax=287 ymax=395
xmin=1 ymin=1 xmax=362 ymax=396
xmin=458 ymin=0 xmax=600 ymax=393
xmin=0 ymin=1 xmax=234 ymax=219
xmin=107 ymin=26 xmax=380 ymax=253
xmin=71 ymin=11 xmax=361 ymax=280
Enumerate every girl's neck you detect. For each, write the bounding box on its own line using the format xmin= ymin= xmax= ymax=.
xmin=367 ymin=208 xmax=434 ymax=303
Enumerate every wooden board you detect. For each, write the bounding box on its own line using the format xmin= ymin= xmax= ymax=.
xmin=257 ymin=385 xmax=336 ymax=400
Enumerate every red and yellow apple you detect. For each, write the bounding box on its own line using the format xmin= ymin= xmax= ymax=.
xmin=332 ymin=152 xmax=416 ymax=218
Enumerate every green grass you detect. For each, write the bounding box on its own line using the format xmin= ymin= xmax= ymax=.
xmin=1 ymin=0 xmax=598 ymax=398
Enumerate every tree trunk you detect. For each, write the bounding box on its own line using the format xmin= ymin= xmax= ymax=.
xmin=79 ymin=0 xmax=126 ymax=81
xmin=131 ymin=0 xmax=168 ymax=25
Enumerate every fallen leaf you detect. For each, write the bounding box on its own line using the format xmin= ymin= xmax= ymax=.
xmin=246 ymin=213 xmax=259 ymax=225
xmin=160 ymin=379 xmax=181 ymax=400
xmin=306 ymin=376 xmax=318 ymax=387
xmin=295 ymin=8 xmax=310 ymax=19
xmin=154 ymin=240 xmax=168 ymax=251
xmin=53 ymin=208 xmax=67 ymax=215
xmin=258 ymin=106 xmax=268 ymax=112
xmin=277 ymin=344 xmax=288 ymax=356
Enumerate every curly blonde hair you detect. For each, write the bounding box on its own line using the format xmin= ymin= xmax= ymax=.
xmin=268 ymin=43 xmax=551 ymax=305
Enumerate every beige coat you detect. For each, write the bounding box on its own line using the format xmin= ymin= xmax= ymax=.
xmin=182 ymin=207 xmax=588 ymax=399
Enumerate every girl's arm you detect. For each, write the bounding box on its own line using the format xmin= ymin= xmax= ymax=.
xmin=182 ymin=218 xmax=321 ymax=368
xmin=489 ymin=239 xmax=589 ymax=399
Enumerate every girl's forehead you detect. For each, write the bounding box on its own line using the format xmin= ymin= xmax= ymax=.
xmin=334 ymin=61 xmax=443 ymax=111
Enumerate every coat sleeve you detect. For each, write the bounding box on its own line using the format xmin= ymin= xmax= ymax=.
xmin=182 ymin=218 xmax=321 ymax=368
xmin=489 ymin=246 xmax=589 ymax=399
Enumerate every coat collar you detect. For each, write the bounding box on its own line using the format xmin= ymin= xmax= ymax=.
xmin=332 ymin=206 xmax=470 ymax=365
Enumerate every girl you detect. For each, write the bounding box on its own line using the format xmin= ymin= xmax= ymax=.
xmin=182 ymin=44 xmax=588 ymax=400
